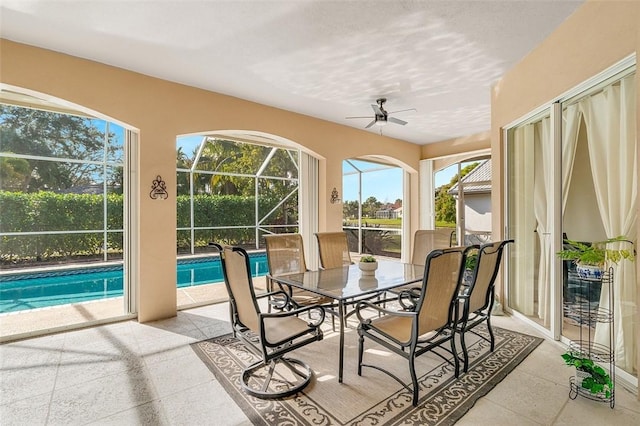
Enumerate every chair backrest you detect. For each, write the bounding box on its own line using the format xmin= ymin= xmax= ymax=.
xmin=315 ymin=231 xmax=352 ymax=269
xmin=264 ymin=234 xmax=307 ymax=276
xmin=214 ymin=244 xmax=261 ymax=334
xmin=415 ymin=246 xmax=468 ymax=334
xmin=466 ymin=240 xmax=513 ymax=313
xmin=412 ymin=229 xmax=454 ymax=265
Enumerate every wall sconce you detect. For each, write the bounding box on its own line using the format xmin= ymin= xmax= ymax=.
xmin=150 ymin=175 xmax=169 ymax=200
xmin=330 ymin=187 xmax=341 ymax=204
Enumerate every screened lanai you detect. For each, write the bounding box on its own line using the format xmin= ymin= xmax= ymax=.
xmin=342 ymin=158 xmax=404 ymax=259
xmin=176 ymin=135 xmax=301 ymax=254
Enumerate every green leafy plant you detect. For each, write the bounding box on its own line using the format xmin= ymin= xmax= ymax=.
xmin=561 ymin=352 xmax=613 ymax=397
xmin=360 ymin=255 xmax=377 ymax=263
xmin=465 ymin=251 xmax=478 ymax=271
xmin=556 ymin=235 xmax=634 ymax=267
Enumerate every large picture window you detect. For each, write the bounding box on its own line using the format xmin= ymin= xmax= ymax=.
xmin=176 ymin=136 xmax=300 ymax=254
xmin=342 ymin=159 xmax=403 ymax=258
xmin=0 ymin=99 xmax=129 ymax=335
xmin=1 ymin=104 xmax=125 ymax=265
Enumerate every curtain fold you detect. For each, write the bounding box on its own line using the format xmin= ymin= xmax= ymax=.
xmin=511 ymin=125 xmax=536 ymax=315
xmin=579 ymin=74 xmax=637 ymax=373
xmin=534 ymin=118 xmax=552 ymax=325
xmin=562 ymin=104 xmax=581 ymax=214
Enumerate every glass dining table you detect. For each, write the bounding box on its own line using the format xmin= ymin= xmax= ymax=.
xmin=269 ymin=260 xmax=425 ymax=383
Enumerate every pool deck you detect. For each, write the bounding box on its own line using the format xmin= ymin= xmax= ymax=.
xmin=0 ymin=277 xmax=266 ymax=342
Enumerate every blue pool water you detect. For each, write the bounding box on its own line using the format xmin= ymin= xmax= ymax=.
xmin=0 ymin=253 xmax=268 ymax=314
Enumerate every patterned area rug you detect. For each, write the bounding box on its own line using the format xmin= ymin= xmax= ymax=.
xmin=191 ymin=325 xmax=542 ymax=425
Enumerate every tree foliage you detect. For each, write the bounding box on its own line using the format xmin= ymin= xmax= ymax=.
xmin=0 ymin=105 xmax=120 ymax=192
xmin=177 ymin=137 xmax=299 ymax=225
xmin=434 ymin=162 xmax=479 ymax=224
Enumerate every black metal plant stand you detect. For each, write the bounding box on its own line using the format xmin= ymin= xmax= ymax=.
xmin=567 ymin=267 xmax=615 ymax=408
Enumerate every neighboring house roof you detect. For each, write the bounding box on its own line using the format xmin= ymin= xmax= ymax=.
xmin=448 ymin=160 xmax=491 ymax=195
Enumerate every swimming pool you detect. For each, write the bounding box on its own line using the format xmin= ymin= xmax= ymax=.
xmin=0 ymin=253 xmax=268 ymax=314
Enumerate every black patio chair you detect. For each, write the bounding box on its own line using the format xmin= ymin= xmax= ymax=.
xmin=456 ymin=239 xmax=513 ymax=373
xmin=355 ymin=246 xmax=471 ymax=406
xmin=211 ymin=243 xmax=325 ymax=399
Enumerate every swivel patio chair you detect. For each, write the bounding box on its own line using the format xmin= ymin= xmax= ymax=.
xmin=315 ymin=231 xmax=353 ymax=269
xmin=457 ymin=239 xmax=513 ymax=373
xmin=211 ymin=243 xmax=325 ymax=399
xmin=355 ymin=246 xmax=471 ymax=406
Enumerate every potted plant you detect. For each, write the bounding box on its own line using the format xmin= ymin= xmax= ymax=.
xmin=359 ymin=255 xmax=378 ymax=275
xmin=463 ymin=250 xmax=478 ymax=285
xmin=556 ymin=235 xmax=634 ymax=280
xmin=561 ymin=351 xmax=613 ymax=398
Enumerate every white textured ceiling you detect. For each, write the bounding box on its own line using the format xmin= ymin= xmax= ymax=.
xmin=0 ymin=0 xmax=583 ymax=145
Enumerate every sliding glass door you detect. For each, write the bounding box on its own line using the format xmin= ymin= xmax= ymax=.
xmin=506 ymin=68 xmax=637 ymax=378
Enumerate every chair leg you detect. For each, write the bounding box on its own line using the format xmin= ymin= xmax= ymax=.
xmin=409 ymin=355 xmax=419 ymax=406
xmin=229 ymin=305 xmax=237 ymax=338
xmin=241 ymin=357 xmax=313 ymax=400
xmin=487 ymin=317 xmax=495 ymax=351
xmin=460 ymin=329 xmax=469 ymax=373
xmin=450 ymin=333 xmax=460 ymax=378
xmin=357 ymin=330 xmax=364 ymax=376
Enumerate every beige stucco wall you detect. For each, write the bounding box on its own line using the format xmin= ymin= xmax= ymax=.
xmin=491 ymin=0 xmax=639 ymax=391
xmin=0 ymin=39 xmax=422 ymax=322
xmin=421 ymin=131 xmax=491 ymax=161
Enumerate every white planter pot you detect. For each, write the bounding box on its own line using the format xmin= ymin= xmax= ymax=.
xmin=359 ymin=262 xmax=378 ymax=276
xmin=576 ymin=263 xmax=604 ymax=281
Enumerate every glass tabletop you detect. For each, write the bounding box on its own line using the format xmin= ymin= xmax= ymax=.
xmin=270 ymin=260 xmax=425 ymax=301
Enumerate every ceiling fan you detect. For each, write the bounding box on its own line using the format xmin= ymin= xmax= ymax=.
xmin=346 ymin=98 xmax=416 ymax=129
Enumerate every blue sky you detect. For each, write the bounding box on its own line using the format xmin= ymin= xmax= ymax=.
xmin=341 ymin=165 xmax=458 ymax=203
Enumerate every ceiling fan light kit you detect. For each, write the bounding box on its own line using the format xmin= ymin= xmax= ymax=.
xmin=346 ymin=98 xmax=415 ymax=130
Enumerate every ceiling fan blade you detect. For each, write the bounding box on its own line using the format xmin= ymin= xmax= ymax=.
xmin=345 ymin=116 xmax=373 ymax=119
xmin=388 ymin=108 xmax=417 ymax=115
xmin=371 ymin=104 xmax=384 ymax=116
xmin=365 ymin=119 xmax=377 ymax=129
xmin=388 ymin=116 xmax=408 ymax=126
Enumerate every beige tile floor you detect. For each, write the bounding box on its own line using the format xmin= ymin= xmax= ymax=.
xmin=1 ymin=299 xmax=639 ymax=425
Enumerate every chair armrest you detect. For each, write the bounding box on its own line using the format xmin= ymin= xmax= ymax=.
xmin=256 ymin=289 xmax=291 ymax=301
xmin=355 ymin=300 xmax=416 ymax=323
xmin=261 ymin=304 xmax=326 ymax=327
xmin=397 ymin=287 xmax=422 ymax=310
xmin=255 ymin=289 xmax=297 ymax=310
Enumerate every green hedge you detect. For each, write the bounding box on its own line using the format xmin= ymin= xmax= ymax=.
xmin=1 ymin=191 xmax=293 ymax=261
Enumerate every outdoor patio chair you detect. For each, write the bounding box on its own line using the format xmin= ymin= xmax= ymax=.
xmin=385 ymin=228 xmax=456 ymax=299
xmin=457 ymin=239 xmax=513 ymax=373
xmin=211 ymin=243 xmax=325 ymax=399
xmin=264 ymin=234 xmax=333 ymax=309
xmin=355 ymin=246 xmax=471 ymax=406
xmin=411 ymin=229 xmax=455 ymax=265
xmin=315 ymin=231 xmax=353 ymax=269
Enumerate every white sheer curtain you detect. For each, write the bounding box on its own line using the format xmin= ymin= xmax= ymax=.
xmin=299 ymin=152 xmax=319 ymax=270
xmin=579 ymin=74 xmax=637 ymax=373
xmin=562 ymin=104 xmax=581 ymax=213
xmin=511 ymin=125 xmax=536 ymax=316
xmin=533 ymin=118 xmax=552 ymax=325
